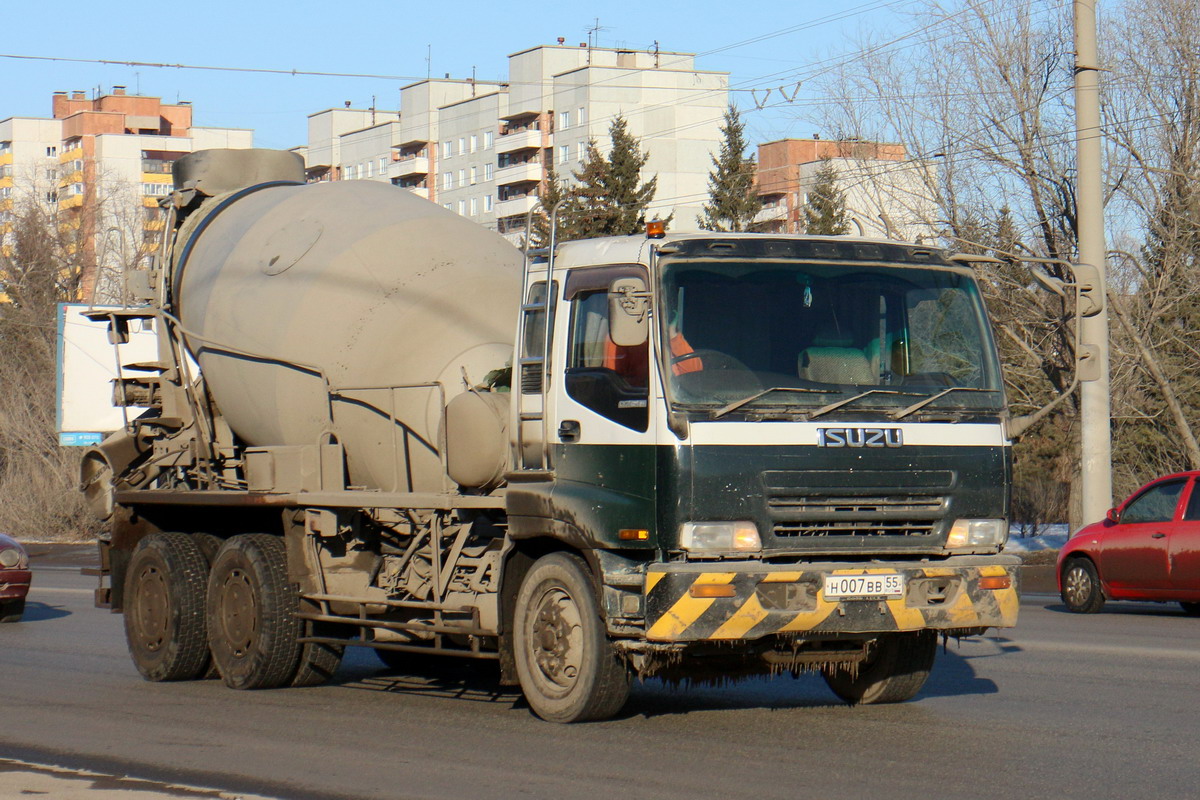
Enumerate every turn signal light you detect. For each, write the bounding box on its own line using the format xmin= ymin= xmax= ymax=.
xmin=979 ymin=576 xmax=1012 ymax=590
xmin=689 ymin=583 xmax=736 ymax=598
xmin=619 ymin=529 xmax=650 ymax=541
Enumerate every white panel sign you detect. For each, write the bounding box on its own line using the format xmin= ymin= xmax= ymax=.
xmin=57 ymin=304 xmax=160 ymax=446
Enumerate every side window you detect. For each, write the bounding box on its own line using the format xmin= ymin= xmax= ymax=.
xmin=1183 ymin=481 xmax=1200 ymax=521
xmin=1121 ymin=480 xmax=1186 ymax=524
xmin=520 ymin=281 xmax=556 ymax=393
xmin=564 ymin=289 xmax=648 ymax=431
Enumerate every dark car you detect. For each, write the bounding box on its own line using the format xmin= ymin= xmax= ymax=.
xmin=1058 ymin=471 xmax=1200 ymax=615
xmin=0 ymin=533 xmax=31 ymax=622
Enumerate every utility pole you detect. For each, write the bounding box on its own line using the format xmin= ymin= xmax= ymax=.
xmin=1074 ymin=0 xmax=1113 ymax=525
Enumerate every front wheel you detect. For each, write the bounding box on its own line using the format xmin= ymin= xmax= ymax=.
xmin=0 ymin=599 xmax=25 ymax=623
xmin=823 ymin=631 xmax=937 ymax=705
xmin=513 ymin=553 xmax=630 ymax=723
xmin=1061 ymin=557 xmax=1105 ymax=614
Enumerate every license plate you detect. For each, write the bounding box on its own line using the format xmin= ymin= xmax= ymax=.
xmin=823 ymin=572 xmax=904 ymax=599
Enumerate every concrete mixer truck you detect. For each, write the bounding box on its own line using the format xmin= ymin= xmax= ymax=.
xmin=81 ymin=148 xmax=1019 ymax=722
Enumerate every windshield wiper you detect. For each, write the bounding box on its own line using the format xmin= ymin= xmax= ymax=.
xmin=889 ymin=387 xmax=997 ymax=420
xmin=806 ymin=389 xmax=925 ymax=420
xmin=712 ymin=387 xmax=831 ymax=419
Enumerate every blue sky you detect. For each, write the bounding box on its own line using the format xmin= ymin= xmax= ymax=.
xmin=2 ymin=1 xmax=910 ymax=150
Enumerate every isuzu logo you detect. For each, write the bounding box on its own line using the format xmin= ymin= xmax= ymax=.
xmin=816 ymin=427 xmax=904 ymax=448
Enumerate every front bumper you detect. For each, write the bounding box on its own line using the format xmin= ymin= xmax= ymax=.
xmin=644 ymin=556 xmax=1019 ymax=642
xmin=0 ymin=569 xmax=31 ymax=601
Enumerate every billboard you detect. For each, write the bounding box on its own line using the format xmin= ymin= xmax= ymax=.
xmin=56 ymin=303 xmax=160 ymax=447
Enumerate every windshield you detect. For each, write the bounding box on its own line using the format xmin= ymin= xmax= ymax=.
xmin=658 ymin=258 xmax=1003 ymax=415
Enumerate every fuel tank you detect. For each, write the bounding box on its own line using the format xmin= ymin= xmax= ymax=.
xmin=170 ymin=149 xmax=522 ymax=493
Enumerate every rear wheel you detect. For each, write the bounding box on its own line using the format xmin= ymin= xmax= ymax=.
xmin=822 ymin=631 xmax=937 ymax=705
xmin=123 ymin=532 xmax=211 ymax=681
xmin=1180 ymin=601 xmax=1200 ymax=617
xmin=1061 ymin=557 xmax=1105 ymax=613
xmin=206 ymin=534 xmax=302 ymax=690
xmin=513 ymin=553 xmax=630 ymax=723
xmin=0 ymin=599 xmax=25 ymax=623
xmin=291 ymin=601 xmax=345 ymax=687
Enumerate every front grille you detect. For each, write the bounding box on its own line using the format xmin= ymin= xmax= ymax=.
xmin=773 ymin=519 xmax=937 ymax=537
xmin=768 ymin=494 xmax=944 ymax=538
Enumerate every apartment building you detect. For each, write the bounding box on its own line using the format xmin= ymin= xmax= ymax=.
xmin=305 ymin=42 xmax=729 ymax=241
xmin=0 ymin=89 xmax=252 ymax=301
xmin=754 ymin=138 xmax=939 ymax=242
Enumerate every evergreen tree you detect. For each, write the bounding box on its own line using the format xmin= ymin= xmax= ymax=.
xmin=530 ymin=166 xmax=569 ymax=249
xmin=602 ymin=115 xmax=658 ymax=235
xmin=698 ymin=105 xmax=762 ymax=231
xmin=802 ymin=159 xmax=850 ymax=235
xmin=559 ymin=115 xmax=660 ymax=240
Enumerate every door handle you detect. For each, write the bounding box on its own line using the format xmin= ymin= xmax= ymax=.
xmin=1151 ymin=532 xmax=1166 ymax=539
xmin=558 ymin=420 xmax=580 ymax=442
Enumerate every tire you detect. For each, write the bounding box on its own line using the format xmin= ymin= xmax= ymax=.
xmin=123 ymin=532 xmax=211 ymax=681
xmin=823 ymin=631 xmax=938 ymax=705
xmin=1061 ymin=557 xmax=1106 ymax=614
xmin=1180 ymin=601 xmax=1200 ymax=617
xmin=513 ymin=552 xmax=630 ymax=723
xmin=0 ymin=599 xmax=25 ymax=623
xmin=206 ymin=534 xmax=303 ymax=690
xmin=291 ymin=604 xmax=345 ymax=688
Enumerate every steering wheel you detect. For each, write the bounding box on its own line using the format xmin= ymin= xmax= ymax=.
xmin=670 ymin=349 xmax=752 ymax=372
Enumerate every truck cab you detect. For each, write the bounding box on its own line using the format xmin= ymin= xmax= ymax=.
xmin=505 ymin=231 xmax=1017 ymax=702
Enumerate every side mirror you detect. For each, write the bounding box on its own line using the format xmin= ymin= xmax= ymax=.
xmin=1106 ymin=507 xmax=1119 ymax=524
xmin=609 ymin=277 xmax=649 ymax=347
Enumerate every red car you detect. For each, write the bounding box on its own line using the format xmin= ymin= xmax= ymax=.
xmin=1058 ymin=471 xmax=1200 ymax=615
xmin=0 ymin=533 xmax=30 ymax=622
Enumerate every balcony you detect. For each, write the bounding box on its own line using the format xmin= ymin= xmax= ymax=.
xmin=496 ymin=127 xmax=543 ymax=154
xmin=389 ymin=156 xmax=429 ymax=178
xmin=754 ymin=204 xmax=788 ymax=224
xmin=495 ymin=194 xmax=539 ymax=217
xmin=495 ymin=160 xmax=542 ymax=187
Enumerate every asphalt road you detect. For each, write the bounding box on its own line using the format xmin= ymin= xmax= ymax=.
xmin=3 ymin=546 xmax=1198 ymax=800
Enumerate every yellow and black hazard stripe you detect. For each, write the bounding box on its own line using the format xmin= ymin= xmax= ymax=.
xmin=644 ymin=565 xmax=1019 ymax=642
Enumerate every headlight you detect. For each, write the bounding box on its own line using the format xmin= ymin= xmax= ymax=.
xmin=945 ymin=519 xmax=1009 ymax=550
xmin=680 ymin=521 xmax=761 ymax=552
xmin=0 ymin=548 xmax=22 ymax=568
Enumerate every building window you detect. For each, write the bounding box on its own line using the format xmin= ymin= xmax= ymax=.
xmin=559 ymin=110 xmax=571 ymax=130
xmin=458 ymin=199 xmax=466 ymax=215
xmin=443 ymin=172 xmax=453 ymax=190
xmin=470 ymin=134 xmax=478 ymax=153
xmin=469 ymin=166 xmax=477 ymax=185
xmin=484 ymin=163 xmax=494 ymax=181
xmin=0 ymin=141 xmax=11 ymax=154
xmin=559 ymin=145 xmax=569 ymax=164
xmin=578 ymin=142 xmax=587 ymax=161
xmin=470 ymin=197 xmax=478 ymax=216
xmin=484 ymin=131 xmax=494 ymax=149
xmin=484 ymin=194 xmax=493 ymax=212
xmin=45 ymin=146 xmax=57 ymax=157
xmin=69 ymin=183 xmax=83 ymax=196
xmin=443 ymin=202 xmax=453 ymax=211
xmin=365 ymin=161 xmax=373 ymax=178
xmin=578 ymin=107 xmax=587 ymax=126
xmin=458 ymin=169 xmax=465 ymax=186
xmin=442 ymin=141 xmax=452 ymax=159
xmin=458 ymin=138 xmax=466 ymax=156
xmin=379 ymin=157 xmax=387 ymax=172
